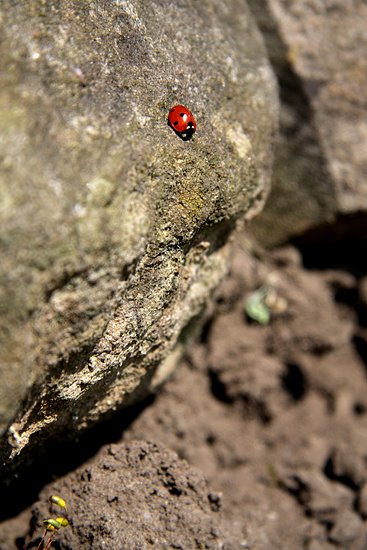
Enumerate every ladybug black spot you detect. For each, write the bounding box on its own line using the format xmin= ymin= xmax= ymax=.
xmin=180 ymin=127 xmax=195 ymax=141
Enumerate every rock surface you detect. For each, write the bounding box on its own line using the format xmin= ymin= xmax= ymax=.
xmin=0 ymin=0 xmax=277 ymax=473
xmin=249 ymin=0 xmax=367 ymax=245
xmin=270 ymin=0 xmax=367 ymax=213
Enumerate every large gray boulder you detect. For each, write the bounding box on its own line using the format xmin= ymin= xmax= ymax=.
xmin=0 ymin=0 xmax=278 ymax=472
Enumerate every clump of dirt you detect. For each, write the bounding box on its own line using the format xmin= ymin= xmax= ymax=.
xmin=1 ymin=240 xmax=367 ymax=549
xmin=23 ymin=440 xmax=240 ymax=550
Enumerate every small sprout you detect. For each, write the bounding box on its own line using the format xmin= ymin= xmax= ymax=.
xmin=55 ymin=517 xmax=69 ymax=527
xmin=43 ymin=518 xmax=62 ymax=531
xmin=245 ymin=274 xmax=288 ymax=325
xmin=49 ymin=495 xmax=67 ymax=510
xmin=245 ymin=288 xmax=270 ymax=325
xmin=33 ymin=496 xmax=69 ymax=550
xmin=267 ymin=463 xmax=280 ymax=485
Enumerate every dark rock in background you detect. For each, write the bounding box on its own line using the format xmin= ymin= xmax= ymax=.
xmin=249 ymin=0 xmax=367 ymax=246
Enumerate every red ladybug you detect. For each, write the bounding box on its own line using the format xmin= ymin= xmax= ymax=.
xmin=168 ymin=105 xmax=196 ymax=140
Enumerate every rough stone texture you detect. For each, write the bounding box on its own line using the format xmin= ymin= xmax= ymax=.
xmin=0 ymin=0 xmax=278 ymax=473
xmin=248 ymin=0 xmax=367 ymax=246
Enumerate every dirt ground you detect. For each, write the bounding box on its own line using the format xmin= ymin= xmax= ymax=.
xmin=1 ymin=237 xmax=367 ymax=550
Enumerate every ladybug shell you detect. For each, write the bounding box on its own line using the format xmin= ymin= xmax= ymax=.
xmin=168 ymin=105 xmax=196 ymax=139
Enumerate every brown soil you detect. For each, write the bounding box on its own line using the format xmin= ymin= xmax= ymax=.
xmin=1 ymin=240 xmax=367 ymax=549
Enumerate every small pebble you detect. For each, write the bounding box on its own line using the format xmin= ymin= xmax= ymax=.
xmin=329 ymin=509 xmax=363 ymax=544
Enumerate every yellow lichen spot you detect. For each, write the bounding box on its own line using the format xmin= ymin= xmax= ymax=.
xmin=286 ymin=45 xmax=299 ymax=66
xmin=178 ymin=189 xmax=205 ymax=220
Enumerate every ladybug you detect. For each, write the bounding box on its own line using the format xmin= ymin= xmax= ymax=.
xmin=168 ymin=105 xmax=196 ymax=141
